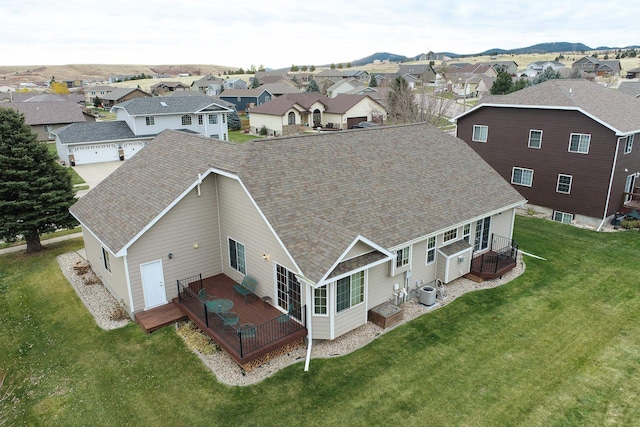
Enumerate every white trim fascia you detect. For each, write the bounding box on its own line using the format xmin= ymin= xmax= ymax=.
xmin=437 ymin=244 xmax=473 ymax=259
xmin=114 ymin=168 xmax=217 ymax=256
xmin=317 ymin=255 xmax=392 ymax=287
xmin=123 ymin=254 xmax=135 ymax=313
xmin=452 ymin=103 xmax=638 ymax=136
xmin=315 ymin=235 xmax=394 ymax=287
xmin=387 ymin=200 xmax=526 ymax=252
xmin=62 ymin=136 xmax=154 ymax=146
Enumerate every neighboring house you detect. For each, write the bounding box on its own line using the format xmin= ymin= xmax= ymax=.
xmin=617 ymin=81 xmax=640 ymax=98
xmin=101 ymin=87 xmax=151 ymax=108
xmin=396 ymin=64 xmax=437 ymax=85
xmin=191 ymin=75 xmax=225 ymax=95
xmin=83 ymin=85 xmax=115 ymax=104
xmin=525 ymin=61 xmax=566 ymax=77
xmin=223 ymin=78 xmax=248 ymax=90
xmin=481 ymin=61 xmax=518 ymax=75
xmin=447 ymin=74 xmax=494 ymax=98
xmin=347 ymin=86 xmax=390 ymax=107
xmin=453 ymin=79 xmax=640 ymax=228
xmin=326 ymin=78 xmax=363 ymax=98
xmin=150 ymin=81 xmax=190 ymax=95
xmin=54 ymin=95 xmax=233 ymax=165
xmin=3 ymin=100 xmax=86 ymax=141
xmin=248 ymin=93 xmax=387 ymax=135
xmin=572 ymin=57 xmax=622 ymax=78
xmin=626 ymin=67 xmax=640 ymax=79
xmin=69 ymin=123 xmax=525 ymax=364
xmin=219 ymin=87 xmax=274 ymax=112
xmin=449 ymin=64 xmax=498 ymax=78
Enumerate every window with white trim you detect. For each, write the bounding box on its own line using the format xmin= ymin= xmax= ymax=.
xmin=181 ymin=115 xmax=192 ymax=126
xmin=396 ymin=247 xmax=410 ymax=268
xmin=198 ymin=114 xmax=203 ymax=125
xmin=102 ymin=247 xmax=111 ymax=273
xmin=145 ymin=116 xmax=155 ymax=126
xmin=528 ymin=130 xmax=542 ymax=148
xmin=336 ymin=271 xmax=364 ymax=312
xmin=228 ymin=238 xmax=246 ymax=274
xmin=511 ymin=167 xmax=533 ymax=187
xmin=443 ymin=228 xmax=457 ymax=242
xmin=314 ymin=286 xmax=327 ymax=315
xmin=222 ymin=114 xmax=226 ymax=123
xmin=472 ymin=125 xmax=488 ymax=142
xmin=288 ymin=111 xmax=296 ymax=125
xmin=556 ymin=174 xmax=572 ymax=194
xmin=463 ymin=223 xmax=471 ymax=242
xmin=211 ymin=134 xmax=220 ymax=139
xmin=568 ymin=133 xmax=590 ymax=153
xmin=553 ymin=211 xmax=573 ymax=224
xmin=624 ymin=134 xmax=634 ymax=154
xmin=209 ymin=114 xmax=218 ymax=124
xmin=426 ymin=236 xmax=436 ymax=265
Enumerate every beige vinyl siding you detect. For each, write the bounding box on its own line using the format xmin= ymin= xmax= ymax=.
xmin=366 ymin=263 xmax=394 ymax=308
xmin=446 ymin=247 xmax=473 ymax=282
xmin=127 ymin=175 xmax=221 ymax=311
xmin=489 ymin=208 xmax=515 ymax=240
xmin=249 ymin=113 xmax=286 ymax=136
xmin=82 ymin=228 xmax=131 ymax=313
xmin=312 ymin=315 xmax=331 ymax=340
xmin=216 ymin=175 xmax=298 ymax=303
xmin=436 ymin=251 xmax=447 ymax=283
xmin=344 ymin=241 xmax=374 ymax=259
xmin=334 ymin=293 xmax=367 ymax=338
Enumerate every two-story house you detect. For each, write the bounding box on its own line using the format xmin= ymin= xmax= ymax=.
xmin=54 ymin=96 xmax=234 ymax=165
xmin=453 ymin=79 xmax=640 ymax=229
xmin=69 ymin=123 xmax=525 ymax=367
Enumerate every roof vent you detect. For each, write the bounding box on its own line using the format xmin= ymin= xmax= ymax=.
xmin=569 ymin=88 xmax=573 ymax=95
xmin=160 ymin=101 xmax=168 ymax=107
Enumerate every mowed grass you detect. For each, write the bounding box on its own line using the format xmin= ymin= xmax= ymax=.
xmin=2 ymin=216 xmax=640 ymax=426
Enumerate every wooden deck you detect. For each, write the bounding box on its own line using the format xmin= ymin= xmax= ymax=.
xmin=175 ymin=273 xmax=307 ymax=368
xmin=135 ymin=303 xmax=188 ymax=333
xmin=469 ymin=250 xmax=517 ymax=280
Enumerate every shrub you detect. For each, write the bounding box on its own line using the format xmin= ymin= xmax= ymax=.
xmin=621 ymin=219 xmax=640 ymax=229
xmin=176 ymin=321 xmax=219 ymax=355
xmin=109 ymin=301 xmax=130 ymax=321
xmin=259 ymin=125 xmax=268 ymax=136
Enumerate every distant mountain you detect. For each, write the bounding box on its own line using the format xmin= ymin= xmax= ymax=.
xmin=349 ymin=52 xmax=412 ymax=66
xmin=477 ymin=42 xmax=593 ymax=55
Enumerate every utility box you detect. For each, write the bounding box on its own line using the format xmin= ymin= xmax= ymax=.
xmin=419 ymin=286 xmax=436 ymax=306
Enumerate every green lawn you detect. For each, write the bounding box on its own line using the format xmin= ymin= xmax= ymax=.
xmin=2 ymin=216 xmax=640 ymax=425
xmin=228 ymin=130 xmax=262 ymax=143
xmin=46 ymin=143 xmax=86 ymax=185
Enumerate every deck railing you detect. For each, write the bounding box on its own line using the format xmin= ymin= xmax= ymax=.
xmin=177 ymin=274 xmax=203 ymax=302
xmin=207 ymin=306 xmax=307 ymax=359
xmin=471 ymin=234 xmax=518 ymax=275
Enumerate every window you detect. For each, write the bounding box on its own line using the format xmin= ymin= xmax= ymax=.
xmin=209 ymin=114 xmax=218 ymax=124
xmin=228 ymin=238 xmax=246 ymax=274
xmin=443 ymin=228 xmax=457 ymax=242
xmin=336 ymin=271 xmax=364 ymax=312
xmin=314 ymin=286 xmax=327 ymax=315
xmin=556 ymin=174 xmax=572 ymax=194
xmin=276 ymin=264 xmax=302 ymax=320
xmin=553 ymin=211 xmax=573 ymax=224
xmin=145 ymin=116 xmax=155 ymax=126
xmin=181 ymin=115 xmax=192 ymax=126
xmin=474 ymin=216 xmax=491 ymax=251
xmin=463 ymin=223 xmax=471 ymax=242
xmin=511 ymin=167 xmax=533 ymax=187
xmin=222 ymin=114 xmax=226 ymax=123
xmin=472 ymin=125 xmax=488 ymax=142
xmin=396 ymin=247 xmax=410 ymax=268
xmin=102 ymin=247 xmax=111 ymax=273
xmin=426 ymin=236 xmax=436 ymax=265
xmin=528 ymin=130 xmax=542 ymax=148
xmin=211 ymin=134 xmax=220 ymax=139
xmin=288 ymin=111 xmax=296 ymax=125
xmin=568 ymin=133 xmax=590 ymax=153
xmin=198 ymin=114 xmax=203 ymax=125
xmin=624 ymin=134 xmax=634 ymax=154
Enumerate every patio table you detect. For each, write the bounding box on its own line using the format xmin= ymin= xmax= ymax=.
xmin=206 ymin=298 xmax=233 ymax=313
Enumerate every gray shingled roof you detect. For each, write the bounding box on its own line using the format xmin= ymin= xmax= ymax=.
xmin=617 ymin=82 xmax=640 ymax=98
xmin=457 ymin=79 xmax=640 ymax=134
xmin=54 ymin=121 xmax=137 ymax=144
xmin=71 ymin=124 xmax=525 ymax=283
xmin=102 ymin=87 xmax=147 ymax=101
xmin=114 ymin=95 xmax=231 ymax=115
xmin=3 ymin=101 xmax=86 ymax=126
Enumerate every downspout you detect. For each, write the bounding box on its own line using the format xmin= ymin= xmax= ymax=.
xmin=197 ymin=173 xmax=202 ymax=196
xmin=124 ymin=254 xmax=135 ymax=316
xmin=304 ymin=281 xmax=313 ymax=372
xmin=597 ymin=137 xmax=622 ymax=231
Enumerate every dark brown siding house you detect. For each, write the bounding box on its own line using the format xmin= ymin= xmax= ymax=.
xmin=453 ymin=79 xmax=640 ymax=229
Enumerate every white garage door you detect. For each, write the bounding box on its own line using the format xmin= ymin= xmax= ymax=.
xmin=123 ymin=141 xmax=145 ymax=160
xmin=72 ymin=144 xmax=119 ymax=165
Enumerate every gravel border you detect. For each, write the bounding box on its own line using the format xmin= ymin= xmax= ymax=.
xmin=58 ymin=250 xmax=525 ymax=386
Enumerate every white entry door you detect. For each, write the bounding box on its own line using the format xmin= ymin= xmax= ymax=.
xmin=140 ymin=260 xmax=167 ymax=309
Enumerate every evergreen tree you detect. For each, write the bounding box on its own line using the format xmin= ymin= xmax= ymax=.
xmin=0 ymin=108 xmax=77 ymax=253
xmin=490 ymin=70 xmax=514 ymax=95
xmin=310 ymin=65 xmax=316 ymax=72
xmin=93 ymin=96 xmax=101 ymax=107
xmin=330 ymin=63 xmax=336 ymax=69
xmin=227 ymin=109 xmax=241 ymax=131
xmin=368 ymin=74 xmax=378 ymax=87
xmin=251 ymin=76 xmax=261 ymax=88
xmin=386 ymin=76 xmax=417 ymax=123
xmin=306 ymin=78 xmax=320 ymax=93
xmin=532 ymin=67 xmax=561 ymax=85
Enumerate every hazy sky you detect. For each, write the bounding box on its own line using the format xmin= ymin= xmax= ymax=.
xmin=2 ymin=0 xmax=636 ymax=69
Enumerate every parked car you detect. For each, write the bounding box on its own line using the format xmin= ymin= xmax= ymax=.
xmin=351 ymin=121 xmax=378 ymax=129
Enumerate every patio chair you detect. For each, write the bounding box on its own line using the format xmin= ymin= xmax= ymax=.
xmin=221 ymin=311 xmax=240 ymax=330
xmin=232 ymin=275 xmax=258 ymax=304
xmin=197 ymin=288 xmax=215 ymax=305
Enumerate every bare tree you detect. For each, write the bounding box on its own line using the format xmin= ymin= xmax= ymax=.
xmin=386 ymin=76 xmax=417 ymax=124
xmin=415 ymin=86 xmax=455 ymax=128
